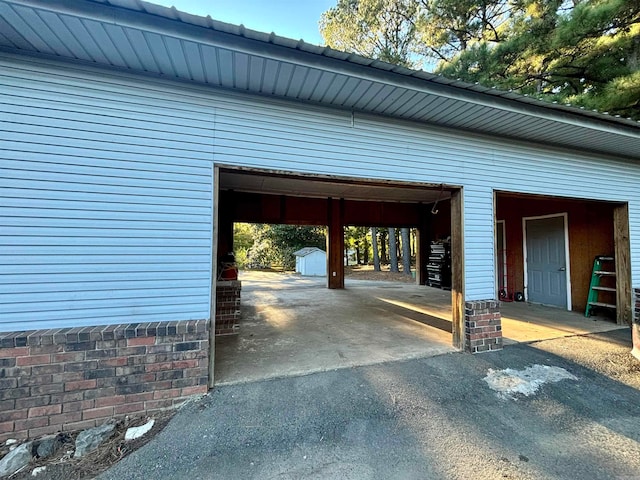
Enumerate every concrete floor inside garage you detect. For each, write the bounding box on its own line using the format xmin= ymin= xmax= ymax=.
xmin=213 ymin=271 xmax=627 ymax=385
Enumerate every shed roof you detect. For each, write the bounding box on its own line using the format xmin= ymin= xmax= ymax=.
xmin=1 ymin=0 xmax=639 ymax=159
xmin=293 ymin=247 xmax=326 ymax=257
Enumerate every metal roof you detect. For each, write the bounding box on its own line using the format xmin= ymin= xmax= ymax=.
xmin=1 ymin=0 xmax=640 ymax=159
xmin=293 ymin=247 xmax=325 ymax=257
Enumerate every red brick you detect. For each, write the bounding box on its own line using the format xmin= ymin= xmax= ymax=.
xmin=181 ymin=385 xmax=207 ymax=396
xmin=65 ymin=379 xmax=97 ymax=391
xmin=0 ymin=410 xmax=27 ymax=422
xmin=146 ymin=380 xmax=173 ymax=392
xmin=62 ymin=419 xmax=97 ymax=432
xmin=114 ymin=402 xmax=144 ymax=415
xmin=83 ymin=406 xmax=114 ymax=420
xmin=28 ymin=404 xmax=62 ymax=418
xmin=51 ymin=392 xmax=84 ymax=404
xmin=31 ymin=383 xmax=64 ymax=395
xmin=49 ymin=412 xmax=82 ymax=426
xmin=172 ymin=359 xmax=198 ymax=369
xmin=127 ymin=337 xmax=155 ymax=346
xmin=95 ymin=396 xmax=126 ymax=408
xmin=144 ymin=362 xmax=173 ymax=372
xmin=15 ymin=417 xmax=48 ymax=430
xmin=53 ymin=352 xmax=86 ymax=363
xmin=0 ymin=431 xmax=27 ymax=444
xmin=29 ymin=425 xmax=61 ymax=438
xmin=0 ymin=421 xmax=14 ymax=433
xmin=16 ymin=354 xmax=51 ymax=366
xmin=145 ymin=399 xmax=174 ymax=410
xmin=30 ymin=344 xmax=63 ymax=354
xmin=84 ymin=387 xmax=116 ymax=400
xmin=153 ymin=389 xmax=181 ymax=400
xmin=0 ymin=347 xmax=28 ymax=358
xmin=125 ymin=392 xmax=154 ymax=404
xmin=17 ymin=374 xmax=52 ymax=387
xmin=99 ymin=357 xmax=128 ymax=367
xmin=15 ymin=396 xmax=50 ymax=409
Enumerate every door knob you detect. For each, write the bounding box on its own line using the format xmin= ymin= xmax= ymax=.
xmin=559 ymin=267 xmax=566 ymax=271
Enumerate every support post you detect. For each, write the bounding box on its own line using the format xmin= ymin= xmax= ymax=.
xmin=327 ymin=198 xmax=345 ymax=289
xmin=416 ymin=206 xmax=431 ymax=286
xmin=450 ymin=189 xmax=464 ymax=349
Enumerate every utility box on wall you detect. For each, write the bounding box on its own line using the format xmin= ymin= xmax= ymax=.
xmin=294 ymin=247 xmax=327 ymax=276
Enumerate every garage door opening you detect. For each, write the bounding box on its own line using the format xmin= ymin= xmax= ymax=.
xmin=211 ymin=168 xmax=462 ymax=385
xmin=495 ymin=191 xmax=632 ymax=345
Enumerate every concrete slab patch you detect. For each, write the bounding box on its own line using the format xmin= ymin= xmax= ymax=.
xmin=484 ymin=364 xmax=578 ymax=399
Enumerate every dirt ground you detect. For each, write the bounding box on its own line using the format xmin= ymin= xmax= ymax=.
xmin=345 ymin=265 xmax=416 ymax=283
xmin=5 ymin=414 xmax=174 ymax=480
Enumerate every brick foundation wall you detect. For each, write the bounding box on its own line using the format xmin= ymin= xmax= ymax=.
xmin=465 ymin=300 xmax=503 ymax=353
xmin=215 ymin=281 xmax=241 ymax=335
xmin=0 ymin=320 xmax=209 ymax=443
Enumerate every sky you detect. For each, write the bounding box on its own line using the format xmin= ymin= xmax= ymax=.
xmin=150 ymin=0 xmax=336 ymax=45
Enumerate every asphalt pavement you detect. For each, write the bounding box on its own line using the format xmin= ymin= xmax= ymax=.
xmin=99 ymin=329 xmax=640 ymax=480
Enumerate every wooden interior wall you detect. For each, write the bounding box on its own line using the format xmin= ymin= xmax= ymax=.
xmin=429 ymin=199 xmax=452 ymax=241
xmin=496 ymin=193 xmax=614 ymax=313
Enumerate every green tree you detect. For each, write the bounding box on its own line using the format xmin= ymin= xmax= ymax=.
xmin=248 ymin=225 xmax=327 ymax=271
xmin=401 ymin=227 xmax=412 ymax=275
xmin=320 ymin=0 xmax=640 ymax=119
xmin=371 ymin=226 xmax=381 ymax=271
xmin=389 ymin=227 xmax=399 ymax=272
xmin=438 ymin=0 xmax=640 ymax=118
xmin=320 ymin=0 xmax=420 ymax=66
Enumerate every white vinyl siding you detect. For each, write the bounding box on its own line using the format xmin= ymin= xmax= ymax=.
xmin=1 ymin=53 xmax=639 ymax=331
xmin=0 ymin=55 xmax=214 ymax=332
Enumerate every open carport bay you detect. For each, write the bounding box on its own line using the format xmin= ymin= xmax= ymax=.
xmin=214 ymin=271 xmax=627 ymax=385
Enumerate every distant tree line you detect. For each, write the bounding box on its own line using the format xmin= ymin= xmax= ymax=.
xmin=234 ymin=223 xmax=415 ymax=273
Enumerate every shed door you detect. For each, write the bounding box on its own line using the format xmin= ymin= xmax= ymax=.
xmin=525 ymin=216 xmax=568 ymax=308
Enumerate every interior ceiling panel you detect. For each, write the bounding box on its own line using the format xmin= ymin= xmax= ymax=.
xmin=0 ymin=0 xmax=639 ymax=160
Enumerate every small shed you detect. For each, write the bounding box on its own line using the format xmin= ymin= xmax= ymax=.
xmin=294 ymin=248 xmax=327 ymax=276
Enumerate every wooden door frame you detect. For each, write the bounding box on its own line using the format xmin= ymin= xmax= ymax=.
xmin=614 ymin=203 xmax=632 ymax=325
xmin=451 ymin=188 xmax=464 ymax=350
xmin=495 ymin=220 xmax=507 ymax=296
xmin=208 ymin=166 xmax=220 ymax=389
xmin=522 ymin=212 xmax=572 ymax=310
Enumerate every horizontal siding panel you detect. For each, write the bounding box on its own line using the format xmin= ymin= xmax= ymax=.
xmin=0 ymin=59 xmax=213 ymax=332
xmin=2 ymin=111 xmax=214 ymax=146
xmin=0 ymin=236 xmax=210 ymax=247
xmin=1 ymin=197 xmax=211 ymax=216
xmin=1 ymin=187 xmax=210 ymax=207
xmin=1 ymin=227 xmax=210 ymax=239
xmin=0 ymin=270 xmax=209 ymax=285
xmin=2 ymin=294 xmax=208 ymax=315
xmin=0 ymin=217 xmax=208 ymax=230
xmin=4 ymin=305 xmax=208 ymax=328
xmin=0 ymin=178 xmax=211 ymax=200
xmin=1 ymin=207 xmax=207 ymax=222
xmin=0 ymin=168 xmax=210 ymax=192
xmin=1 ymin=147 xmax=211 ymax=175
xmin=3 ymin=52 xmax=640 ymax=325
xmin=2 ymin=282 xmax=208 ymax=296
xmin=1 ymin=261 xmax=209 ymax=273
xmin=1 ymin=134 xmax=213 ymax=162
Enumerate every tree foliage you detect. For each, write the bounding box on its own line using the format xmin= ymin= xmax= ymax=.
xmin=238 ymin=224 xmax=326 ymax=270
xmin=320 ymin=0 xmax=419 ymax=66
xmin=320 ymin=0 xmax=640 ymax=119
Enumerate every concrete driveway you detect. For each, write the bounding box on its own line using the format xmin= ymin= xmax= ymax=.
xmin=100 ymin=329 xmax=640 ymax=480
xmin=214 ymin=271 xmax=625 ymax=385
